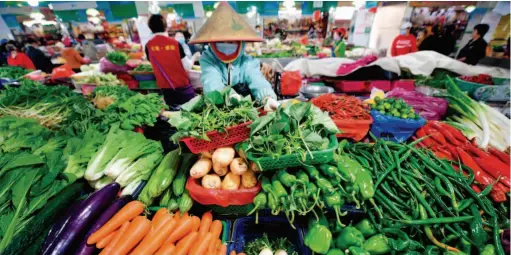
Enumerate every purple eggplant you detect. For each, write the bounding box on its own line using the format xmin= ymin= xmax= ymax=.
xmin=41 ymin=199 xmax=83 ymax=254
xmin=42 ymin=182 xmax=120 ymax=255
xmin=74 ymin=195 xmax=133 ymax=255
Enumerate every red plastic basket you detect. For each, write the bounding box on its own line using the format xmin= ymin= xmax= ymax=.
xmin=334 ymin=81 xmax=367 ymax=93
xmin=392 ymin=80 xmax=415 ymax=91
xmin=368 ymin=80 xmax=391 ymax=91
xmin=181 ymin=121 xmax=251 ymax=153
xmin=333 ymin=117 xmax=373 ymax=141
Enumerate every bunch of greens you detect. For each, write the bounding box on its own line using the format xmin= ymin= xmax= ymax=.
xmin=0 ymin=83 xmax=98 ymax=132
xmin=241 ymin=102 xmax=339 ymax=159
xmin=98 ymin=93 xmax=167 ymax=130
xmin=133 ymin=64 xmax=153 ymax=72
xmin=106 ymin=51 xmax=129 ymax=66
xmin=0 ymin=66 xmax=29 ymax=80
xmin=0 ymin=116 xmax=79 ymax=251
xmin=83 ymin=73 xmax=124 ymax=87
xmin=169 ymin=87 xmax=258 ymax=141
xmin=245 ymin=233 xmax=298 ymax=255
xmin=91 ymin=85 xmax=136 ymax=110
xmin=414 ymin=69 xmax=459 ymax=89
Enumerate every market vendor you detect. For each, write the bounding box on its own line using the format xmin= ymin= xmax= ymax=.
xmin=6 ymin=44 xmax=35 ymax=70
xmin=145 ymin=14 xmax=200 ymax=108
xmin=189 ymin=2 xmax=278 ymax=111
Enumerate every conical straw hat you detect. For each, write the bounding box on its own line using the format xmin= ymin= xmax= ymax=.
xmin=189 ymin=2 xmax=263 ymax=44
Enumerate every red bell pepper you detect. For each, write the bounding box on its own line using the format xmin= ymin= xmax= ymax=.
xmin=488 ymin=147 xmax=511 ymax=165
xmin=423 ymin=125 xmax=447 ymax=146
xmin=429 ymin=121 xmax=462 ymax=146
xmin=473 ymin=157 xmax=511 ymax=188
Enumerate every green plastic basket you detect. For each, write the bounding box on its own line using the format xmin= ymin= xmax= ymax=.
xmin=454 ymin=77 xmax=487 ymax=95
xmin=238 ymin=135 xmax=338 ymax=171
xmin=203 ymin=204 xmax=255 ymax=216
xmin=492 ymin=77 xmax=510 ymax=85
xmin=138 ymin=80 xmax=158 ymax=89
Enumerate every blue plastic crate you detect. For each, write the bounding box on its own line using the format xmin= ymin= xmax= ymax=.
xmin=228 ymin=216 xmax=312 ymax=255
xmin=369 ymin=110 xmax=426 ymax=143
xmin=132 ymin=73 xmax=155 ymax=81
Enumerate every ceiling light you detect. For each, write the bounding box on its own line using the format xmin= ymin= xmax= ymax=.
xmin=206 ymin=11 xmax=213 ymax=17
xmin=86 ymin=8 xmax=100 ymax=17
xmin=465 ymin=5 xmax=476 ymax=13
xmin=27 ymin=0 xmax=38 ymax=7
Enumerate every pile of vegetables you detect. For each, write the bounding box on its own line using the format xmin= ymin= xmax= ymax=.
xmin=133 ymin=64 xmax=153 ymax=73
xmin=370 ymin=97 xmax=419 ymax=120
xmin=414 ymin=121 xmax=510 ymax=202
xmin=137 ymin=149 xmax=195 ymax=213
xmin=191 ymin=147 xmax=257 ymax=190
xmin=343 ymin=137 xmax=508 ymax=254
xmin=311 ymin=94 xmax=371 ymax=121
xmin=241 ymin=102 xmax=339 ymax=160
xmin=169 ymin=87 xmax=258 ymax=142
xmin=0 ymin=66 xmax=29 ymax=79
xmin=81 ymin=73 xmax=124 ymax=87
xmin=244 ymin=233 xmax=298 ymax=255
xmin=83 ymin=126 xmax=163 ymax=191
xmin=443 ymin=77 xmax=510 ymax=151
xmin=106 ymin=51 xmax=129 ymax=66
xmin=460 ymin=74 xmax=493 ymax=85
xmin=91 ymin=85 xmax=136 ymax=110
xmin=413 ymin=69 xmax=458 ymax=89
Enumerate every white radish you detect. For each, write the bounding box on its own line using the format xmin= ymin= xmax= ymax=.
xmin=201 ymin=174 xmax=221 ymax=189
xmin=190 ymin=158 xmax=212 ymax=179
xmin=201 ymin=150 xmax=213 ymax=158
xmin=230 ymin=157 xmax=248 ymax=175
xmin=241 ymin=169 xmax=257 ymax=188
xmin=274 ymin=250 xmax=288 ymax=255
xmin=259 ymin=248 xmax=273 ymax=255
xmin=221 ymin=172 xmax=241 ymax=190
xmin=212 ymin=146 xmax=235 ymax=167
xmin=213 ymin=162 xmax=228 ymax=176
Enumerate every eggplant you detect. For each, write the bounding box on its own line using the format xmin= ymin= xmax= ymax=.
xmin=74 ymin=195 xmax=133 ymax=255
xmin=40 ymin=200 xmax=83 ymax=254
xmin=43 ymin=182 xmax=120 ymax=255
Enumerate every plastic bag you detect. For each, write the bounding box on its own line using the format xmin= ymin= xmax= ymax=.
xmin=51 ymin=64 xmax=75 ymax=80
xmin=386 ymin=87 xmax=448 ymax=120
xmin=280 ymin=71 xmax=302 ymax=96
xmin=186 ymin=178 xmax=261 ymax=207
xmin=99 ymin=57 xmax=129 ymax=73
xmin=473 ymin=85 xmax=510 ymax=102
xmin=370 ymin=110 xmax=426 ymax=143
xmin=334 ymin=118 xmax=373 ymax=141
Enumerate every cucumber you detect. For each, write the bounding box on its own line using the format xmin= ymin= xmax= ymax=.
xmin=172 ymin=153 xmax=196 ymax=196
xmin=178 ymin=191 xmax=193 ymax=213
xmin=2 ymin=181 xmax=86 ymax=255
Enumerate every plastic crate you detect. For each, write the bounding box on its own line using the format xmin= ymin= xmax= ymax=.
xmin=138 ymin=80 xmax=158 ymax=89
xmin=181 ymin=121 xmax=251 ymax=154
xmin=221 ymin=220 xmax=232 ymax=244
xmin=228 ymin=216 xmax=312 ymax=255
xmin=132 ymin=73 xmax=156 ymax=81
xmin=370 ymin=110 xmax=426 ymax=143
xmin=493 ymin=77 xmax=510 ymax=85
xmin=368 ymin=80 xmax=391 ymax=91
xmin=334 ymin=80 xmax=367 ymax=93
xmin=391 ymin=80 xmax=415 ymax=91
xmin=239 ymin=135 xmax=338 ymax=171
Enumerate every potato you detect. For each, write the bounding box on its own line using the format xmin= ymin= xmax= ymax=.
xmin=190 ymin=158 xmax=212 ymax=179
xmin=212 ymin=146 xmax=235 ymax=167
xmin=249 ymin=161 xmax=260 ymax=172
xmin=241 ymin=170 xmax=257 ymax=188
xmin=213 ymin=162 xmax=228 ymax=176
xmin=230 ymin=158 xmax=248 ymax=175
xmin=221 ymin=172 xmax=241 ymax=190
xmin=202 ymin=174 xmax=221 ymax=189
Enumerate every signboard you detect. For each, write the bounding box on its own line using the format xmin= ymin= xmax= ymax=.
xmin=50 ymin=2 xmax=97 ymax=11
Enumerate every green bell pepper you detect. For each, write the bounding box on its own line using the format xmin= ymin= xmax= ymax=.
xmin=355 ymin=219 xmax=377 ymax=238
xmin=469 ymin=204 xmax=488 ymax=247
xmin=305 ymin=223 xmax=332 ymax=254
xmin=362 ymin=234 xmax=391 ymax=255
xmin=347 ymin=246 xmax=370 ymax=255
xmin=326 ymin=248 xmax=345 ymax=255
xmin=335 ymin=226 xmax=364 ymax=250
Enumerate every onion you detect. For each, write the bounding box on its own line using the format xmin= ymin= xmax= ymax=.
xmin=259 ymin=248 xmax=273 ymax=255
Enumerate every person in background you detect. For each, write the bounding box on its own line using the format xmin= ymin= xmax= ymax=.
xmin=0 ymin=39 xmax=8 ymax=66
xmin=307 ymin=24 xmax=318 ymax=39
xmin=6 ymin=44 xmax=35 ymax=70
xmin=457 ymin=24 xmax=489 ymax=65
xmin=437 ymin=25 xmax=456 ymax=56
xmin=418 ymin=23 xmax=439 ymax=52
xmin=333 ymin=28 xmax=347 ymax=57
xmin=255 ymin=25 xmax=263 ymax=37
xmin=191 ymin=2 xmax=278 ymax=111
xmin=390 ymin=22 xmax=418 ymax=57
xmin=59 ymin=41 xmax=88 ymax=72
xmin=145 ymin=14 xmax=200 ymax=109
xmin=25 ymin=38 xmax=53 ymax=73
xmin=80 ymin=36 xmax=99 ymax=62
xmin=93 ymin=34 xmax=105 ymax=45
xmin=175 ymin=32 xmax=192 ymax=58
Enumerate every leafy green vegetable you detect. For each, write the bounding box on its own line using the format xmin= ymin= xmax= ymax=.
xmin=106 ymin=51 xmax=129 ymax=66
xmin=169 ymin=87 xmax=258 ymax=141
xmin=0 ymin=66 xmax=29 ymax=80
xmin=133 ymin=64 xmax=153 ymax=72
xmin=81 ymin=73 xmax=124 ymax=87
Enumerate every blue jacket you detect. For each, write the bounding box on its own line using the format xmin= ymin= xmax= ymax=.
xmin=199 ymin=43 xmax=276 ymax=101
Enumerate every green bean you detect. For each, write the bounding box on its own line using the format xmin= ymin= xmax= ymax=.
xmin=397 ymin=216 xmax=474 ymax=225
xmin=401 ymin=175 xmax=437 ymax=218
xmin=374 ymin=191 xmax=411 ymax=220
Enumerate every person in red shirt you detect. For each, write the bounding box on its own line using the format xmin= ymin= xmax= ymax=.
xmin=6 ymin=44 xmax=35 ymax=70
xmin=145 ymin=14 xmax=200 ymax=109
xmin=390 ymin=22 xmax=417 ymax=57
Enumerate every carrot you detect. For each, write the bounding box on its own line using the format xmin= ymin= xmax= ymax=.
xmin=189 ymin=232 xmax=213 ymax=255
xmin=155 ymin=243 xmax=176 ymax=255
xmin=238 ymin=253 xmax=247 ymax=255
xmin=95 ymin=230 xmax=117 ymax=249
xmin=173 ymin=231 xmax=198 ymax=255
xmin=182 ymin=212 xmax=189 ymax=218
xmin=88 ymin=201 xmax=145 ymax=245
xmin=217 ymin=244 xmax=227 ymax=255
xmin=130 ymin=217 xmax=177 ymax=255
xmin=151 ymin=213 xmax=174 ymax=236
xmin=152 ymin=208 xmax=169 ymax=226
xmin=198 ymin=211 xmax=213 ymax=235
xmin=208 ymin=220 xmax=223 ymax=250
xmin=100 ymin=221 xmax=130 ymax=255
xmin=110 ymin=216 xmax=151 ymax=255
xmin=163 ymin=216 xmax=194 ymax=244
xmin=173 ymin=211 xmax=181 ymax=220
xmin=229 ymin=250 xmax=236 ymax=255
xmin=208 ymin=238 xmax=221 ymax=254
xmin=191 ymin=216 xmax=201 ymax=232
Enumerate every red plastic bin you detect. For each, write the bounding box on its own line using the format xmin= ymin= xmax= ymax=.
xmin=392 ymin=80 xmax=415 ymax=91
xmin=334 ymin=81 xmax=367 ymax=93
xmin=368 ymin=80 xmax=391 ymax=91
xmin=333 ymin=117 xmax=373 ymax=141
xmin=181 ymin=121 xmax=251 ymax=154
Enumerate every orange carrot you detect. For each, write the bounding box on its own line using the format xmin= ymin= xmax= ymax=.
xmin=174 ymin=231 xmax=198 ymax=255
xmin=95 ymin=230 xmax=117 ymax=249
xmin=238 ymin=253 xmax=247 ymax=255
xmin=208 ymin=220 xmax=223 ymax=252
xmin=163 ymin=216 xmax=193 ymax=244
xmin=110 ymin=216 xmax=151 ymax=255
xmin=198 ymin=211 xmax=213 ymax=235
xmin=191 ymin=216 xmax=201 ymax=232
xmin=88 ymin=201 xmax=145 ymax=245
xmin=217 ymin=244 xmax=227 ymax=255
xmin=229 ymin=251 xmax=236 ymax=255
xmin=130 ymin=218 xmax=177 ymax=255
xmin=99 ymin=221 xmax=130 ymax=255
xmin=207 ymin=239 xmax=221 ymax=254
xmin=181 ymin=212 xmax=189 ymax=218
xmin=150 ymin=213 xmax=173 ymax=237
xmin=155 ymin=243 xmax=176 ymax=255
xmin=188 ymin=232 xmax=213 ymax=255
xmin=152 ymin=208 xmax=169 ymax=226
xmin=173 ymin=211 xmax=181 ymax=220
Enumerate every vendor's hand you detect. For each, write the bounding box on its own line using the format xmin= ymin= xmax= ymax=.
xmin=263 ymin=97 xmax=279 ymax=112
xmin=191 ymin=52 xmax=201 ymax=63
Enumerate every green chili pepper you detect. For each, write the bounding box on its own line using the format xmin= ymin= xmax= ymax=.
xmin=271 ymin=177 xmax=288 ymax=198
xmin=355 ymin=219 xmax=377 ymax=238
xmin=305 ymin=166 xmax=320 ymax=179
xmin=324 ymin=191 xmax=345 ymax=227
xmin=335 ymin=226 xmax=364 ymax=250
xmin=469 ymin=204 xmax=488 ymax=247
xmin=326 ymin=248 xmax=345 ymax=255
xmin=480 ymin=244 xmax=495 ymax=255
xmin=408 ymin=240 xmax=424 ymax=251
xmin=267 ymin=191 xmax=280 ymax=215
xmin=319 ymin=164 xmax=344 ymax=179
xmin=304 ymin=223 xmax=332 ymax=254
xmin=247 ymin=192 xmax=267 ymax=223
xmin=277 ymin=169 xmax=300 ymax=187
xmin=424 ymin=245 xmax=441 ymax=255
xmin=296 ymin=170 xmax=310 ymax=183
xmin=460 ymin=238 xmax=472 ymax=255
xmin=347 ymin=246 xmax=370 ymax=255
xmin=382 ymin=228 xmax=410 ymax=251
xmin=315 ymin=175 xmax=336 ymax=195
xmin=362 ymin=234 xmax=391 ymax=255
